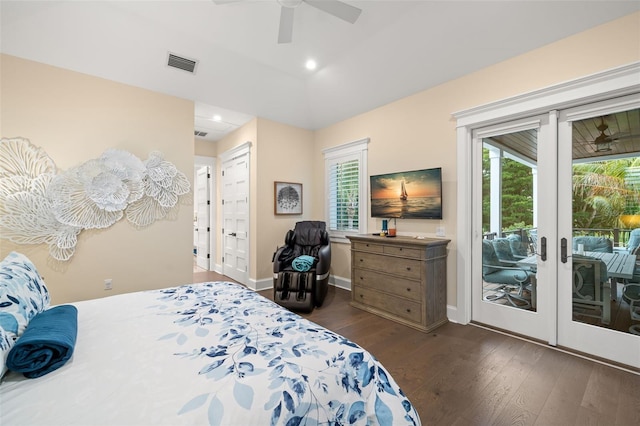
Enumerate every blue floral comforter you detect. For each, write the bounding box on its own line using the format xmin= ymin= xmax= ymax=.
xmin=0 ymin=282 xmax=420 ymax=425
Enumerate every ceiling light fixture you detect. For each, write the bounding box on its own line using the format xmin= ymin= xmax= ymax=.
xmin=593 ymin=117 xmax=613 ymax=152
xmin=305 ymin=59 xmax=317 ymax=70
xmin=212 ymin=115 xmax=222 ymax=122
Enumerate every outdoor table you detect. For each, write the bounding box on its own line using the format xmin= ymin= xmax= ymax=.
xmin=515 ymin=251 xmax=637 ymax=305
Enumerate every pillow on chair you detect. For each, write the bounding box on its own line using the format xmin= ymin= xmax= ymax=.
xmin=506 ymin=234 xmax=529 ymax=257
xmin=572 ymin=236 xmax=613 ymax=253
xmin=492 ymin=238 xmax=515 ymax=262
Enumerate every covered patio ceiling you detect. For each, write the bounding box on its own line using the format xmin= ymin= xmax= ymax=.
xmin=486 ymin=109 xmax=640 ymax=162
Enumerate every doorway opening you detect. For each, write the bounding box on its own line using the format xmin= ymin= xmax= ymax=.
xmin=194 ymin=155 xmax=216 ymax=272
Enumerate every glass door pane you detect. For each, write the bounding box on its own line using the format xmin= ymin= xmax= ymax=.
xmin=558 ymin=98 xmax=640 ymax=368
xmin=481 ymin=133 xmax=537 ymax=310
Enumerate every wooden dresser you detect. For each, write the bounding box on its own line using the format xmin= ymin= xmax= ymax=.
xmin=347 ymin=234 xmax=450 ymax=333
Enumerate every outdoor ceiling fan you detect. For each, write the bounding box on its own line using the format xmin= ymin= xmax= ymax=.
xmin=214 ymin=0 xmax=362 ymax=44
xmin=590 ymin=116 xmax=634 ymax=152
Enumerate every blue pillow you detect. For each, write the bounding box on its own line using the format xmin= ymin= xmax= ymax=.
xmin=0 ymin=252 xmax=50 ymax=340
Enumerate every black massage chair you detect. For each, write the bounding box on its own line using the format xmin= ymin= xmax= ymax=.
xmin=272 ymin=221 xmax=331 ymax=312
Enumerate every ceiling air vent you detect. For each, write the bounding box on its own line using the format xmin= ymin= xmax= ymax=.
xmin=194 ymin=130 xmax=208 ymax=137
xmin=167 ymin=53 xmax=198 ymax=74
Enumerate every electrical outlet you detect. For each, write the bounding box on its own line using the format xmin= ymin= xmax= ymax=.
xmin=436 ymin=226 xmax=445 ymax=237
xmin=104 ymin=279 xmax=112 ymax=291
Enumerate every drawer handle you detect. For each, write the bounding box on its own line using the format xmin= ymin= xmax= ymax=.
xmin=360 ymin=258 xmax=364 ymax=262
xmin=360 ymin=294 xmax=364 ymax=298
xmin=406 ymin=308 xmax=411 ymax=313
xmin=406 ymin=267 xmax=411 ymax=271
xmin=360 ymin=276 xmax=364 ymax=280
xmin=406 ymin=288 xmax=411 ymax=292
xmin=399 ymin=248 xmax=403 ymax=251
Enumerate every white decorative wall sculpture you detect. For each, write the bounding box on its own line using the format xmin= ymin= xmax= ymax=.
xmin=0 ymin=137 xmax=191 ymax=261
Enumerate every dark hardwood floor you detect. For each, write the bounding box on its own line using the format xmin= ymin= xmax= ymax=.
xmin=193 ymin=268 xmax=640 ymax=425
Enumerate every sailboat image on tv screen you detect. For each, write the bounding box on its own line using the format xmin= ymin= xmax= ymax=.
xmin=400 ymin=180 xmax=408 ymax=201
xmin=370 ymin=167 xmax=443 ymax=219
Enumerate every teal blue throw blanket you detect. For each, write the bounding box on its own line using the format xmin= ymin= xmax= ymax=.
xmin=292 ymin=255 xmax=316 ymax=272
xmin=6 ymin=305 xmax=78 ymax=378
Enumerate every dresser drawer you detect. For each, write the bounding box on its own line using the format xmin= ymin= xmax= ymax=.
xmin=352 ymin=268 xmax=421 ymax=301
xmin=352 ymin=241 xmax=384 ymax=253
xmin=353 ymin=252 xmax=421 ymax=280
xmin=383 ymin=245 xmax=422 ymax=259
xmin=353 ymin=286 xmax=422 ymax=323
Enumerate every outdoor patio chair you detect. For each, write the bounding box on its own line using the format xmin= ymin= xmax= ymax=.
xmin=623 ymin=228 xmax=640 ymax=254
xmin=572 ymin=254 xmax=611 ymax=325
xmin=482 ymin=239 xmax=534 ymax=309
xmin=528 ymin=229 xmax=538 ymax=255
xmin=621 ymin=283 xmax=640 ymax=335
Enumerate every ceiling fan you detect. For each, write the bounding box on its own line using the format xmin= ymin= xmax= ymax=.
xmin=590 ymin=116 xmax=634 ymax=152
xmin=214 ymin=0 xmax=362 ymax=44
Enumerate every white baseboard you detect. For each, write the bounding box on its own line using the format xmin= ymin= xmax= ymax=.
xmin=254 ymin=277 xmax=273 ymax=291
xmin=446 ymin=305 xmax=458 ymax=323
xmin=330 ymin=275 xmax=351 ymax=291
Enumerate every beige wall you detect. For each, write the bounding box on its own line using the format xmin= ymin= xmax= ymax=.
xmin=0 ymin=54 xmax=195 ymax=304
xmin=312 ymin=12 xmax=640 ymax=305
xmin=195 ymin=138 xmax=217 ymax=157
xmin=254 ymin=118 xmax=315 ymax=283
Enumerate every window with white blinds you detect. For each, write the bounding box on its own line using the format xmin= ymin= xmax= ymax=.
xmin=323 ymin=138 xmax=369 ymax=241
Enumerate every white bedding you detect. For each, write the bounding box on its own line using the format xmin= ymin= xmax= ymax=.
xmin=0 ymin=282 xmax=420 ymax=425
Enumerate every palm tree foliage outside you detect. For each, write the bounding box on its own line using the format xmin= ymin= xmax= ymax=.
xmin=483 ymin=148 xmax=640 ymax=233
xmin=573 ymin=159 xmax=640 ymax=230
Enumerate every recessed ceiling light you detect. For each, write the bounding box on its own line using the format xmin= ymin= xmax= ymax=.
xmin=212 ymin=115 xmax=222 ymax=122
xmin=305 ymin=59 xmax=317 ymax=70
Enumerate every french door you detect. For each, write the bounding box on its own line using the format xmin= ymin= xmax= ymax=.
xmin=557 ymin=96 xmax=640 ymax=367
xmin=472 ymin=114 xmax=556 ymax=343
xmin=473 ymin=97 xmax=640 ymax=368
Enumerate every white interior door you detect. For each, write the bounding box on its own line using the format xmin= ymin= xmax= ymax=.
xmin=472 ymin=114 xmax=557 ymax=343
xmin=221 ymin=149 xmax=249 ymax=284
xmin=557 ymin=96 xmax=640 ymax=368
xmin=195 ymin=166 xmax=210 ymax=270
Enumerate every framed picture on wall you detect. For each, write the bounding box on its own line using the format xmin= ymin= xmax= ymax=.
xmin=274 ymin=181 xmax=302 ymax=215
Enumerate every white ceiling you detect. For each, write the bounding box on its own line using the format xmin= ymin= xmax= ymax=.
xmin=2 ymin=1 xmax=639 ymax=142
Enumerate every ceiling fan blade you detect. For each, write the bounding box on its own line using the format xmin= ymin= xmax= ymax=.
xmin=611 ymin=133 xmax=639 ymax=141
xmin=278 ymin=6 xmax=295 ymax=44
xmin=304 ymin=0 xmax=362 ymax=24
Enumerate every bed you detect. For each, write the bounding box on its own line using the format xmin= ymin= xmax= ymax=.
xmin=1 ymin=272 xmax=421 ymax=425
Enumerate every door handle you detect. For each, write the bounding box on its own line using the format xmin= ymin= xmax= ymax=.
xmin=540 ymin=236 xmax=547 ymax=261
xmin=561 ymin=237 xmax=568 ymax=263
xmin=229 ymin=232 xmax=237 ymax=237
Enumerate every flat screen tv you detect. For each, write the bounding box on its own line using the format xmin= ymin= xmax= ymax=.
xmin=370 ymin=167 xmax=442 ymax=219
